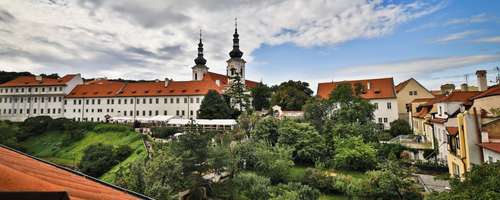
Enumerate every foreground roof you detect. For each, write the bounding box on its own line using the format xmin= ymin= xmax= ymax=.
xmin=478 ymin=143 xmax=500 ymax=154
xmin=0 ymin=145 xmax=149 ymax=200
xmin=0 ymin=74 xmax=78 ymax=87
xmin=66 ymin=72 xmax=258 ymax=98
xmin=317 ymin=77 xmax=396 ymax=100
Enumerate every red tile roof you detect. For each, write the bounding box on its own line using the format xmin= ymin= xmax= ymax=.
xmin=412 ymin=98 xmax=435 ymax=103
xmin=478 ymin=143 xmax=500 ymax=154
xmin=0 ymin=146 xmax=147 ymax=200
xmin=471 ymin=85 xmax=500 ymax=100
xmin=439 ymin=91 xmax=480 ymax=103
xmin=430 ymin=118 xmax=447 ymax=124
xmin=446 ymin=126 xmax=458 ymax=136
xmin=317 ymin=77 xmax=396 ymax=100
xmin=0 ymin=75 xmax=77 ymax=87
xmin=66 ymin=72 xmax=258 ymax=98
xmin=413 ymin=107 xmax=430 ymax=119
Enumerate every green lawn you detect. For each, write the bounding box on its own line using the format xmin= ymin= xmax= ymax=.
xmin=20 ymin=129 xmax=146 ymax=183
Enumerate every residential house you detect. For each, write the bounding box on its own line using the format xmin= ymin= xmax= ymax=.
xmin=317 ymin=77 xmax=398 ymax=129
xmin=395 ymin=78 xmax=435 ymax=121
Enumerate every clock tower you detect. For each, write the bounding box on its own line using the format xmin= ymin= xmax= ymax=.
xmin=226 ymin=19 xmax=246 ymax=83
xmin=192 ymin=30 xmax=208 ymax=81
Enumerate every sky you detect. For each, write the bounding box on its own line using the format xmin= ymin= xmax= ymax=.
xmin=0 ymin=0 xmax=499 ymax=93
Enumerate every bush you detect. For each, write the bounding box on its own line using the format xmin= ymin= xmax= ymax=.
xmin=79 ymin=143 xmax=118 ymax=177
xmin=151 ymin=127 xmax=179 ymax=138
xmin=93 ymin=124 xmax=131 ymax=133
xmin=0 ymin=121 xmax=23 ymax=150
xmin=332 ymin=136 xmax=377 ymax=171
xmin=79 ymin=143 xmax=132 ymax=177
xmin=373 ymin=143 xmax=408 ymax=160
xmin=414 ymin=160 xmax=448 ymax=173
xmin=115 ymin=145 xmax=133 ymax=161
xmin=232 ymin=172 xmax=271 ymax=200
xmin=47 ymin=118 xmax=73 ymax=131
xmin=19 ymin=116 xmax=52 ymax=141
xmin=301 ymin=168 xmax=352 ymax=195
xmin=270 ymin=182 xmax=320 ymax=200
xmin=389 ymin=119 xmax=412 ymax=137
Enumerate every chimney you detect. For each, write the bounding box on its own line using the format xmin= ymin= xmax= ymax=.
xmin=35 ymin=75 xmax=42 ymax=81
xmin=460 ymin=83 xmax=468 ymax=91
xmin=476 ymin=70 xmax=487 ymax=91
xmin=164 ymin=78 xmax=171 ymax=87
xmin=215 ymin=79 xmax=221 ymax=87
xmin=367 ymin=81 xmax=371 ymax=90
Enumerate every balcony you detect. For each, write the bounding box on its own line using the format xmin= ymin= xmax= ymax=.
xmin=387 ymin=134 xmax=433 ymax=149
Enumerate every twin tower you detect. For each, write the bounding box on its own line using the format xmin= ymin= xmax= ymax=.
xmin=192 ymin=21 xmax=246 ymax=83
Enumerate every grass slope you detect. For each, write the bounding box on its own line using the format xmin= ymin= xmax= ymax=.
xmin=20 ymin=130 xmax=146 ymax=183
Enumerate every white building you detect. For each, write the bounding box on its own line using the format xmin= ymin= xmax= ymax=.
xmin=0 ymin=74 xmax=83 ymax=121
xmin=0 ymin=26 xmax=257 ymax=122
xmin=317 ymin=77 xmax=399 ymax=129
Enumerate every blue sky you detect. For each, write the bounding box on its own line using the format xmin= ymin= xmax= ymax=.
xmin=249 ymin=0 xmax=500 ymax=91
xmin=0 ymin=0 xmax=499 ymax=93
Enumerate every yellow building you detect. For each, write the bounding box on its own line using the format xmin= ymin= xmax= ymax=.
xmin=447 ymin=84 xmax=500 ymax=178
xmin=395 ymin=78 xmax=435 ymax=120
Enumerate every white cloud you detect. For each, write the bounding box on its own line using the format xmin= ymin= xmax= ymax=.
xmin=433 ymin=30 xmax=479 ymax=43
xmin=473 ymin=36 xmax=500 ymax=43
xmin=0 ymin=0 xmax=441 ymax=81
xmin=407 ymin=13 xmax=491 ymax=32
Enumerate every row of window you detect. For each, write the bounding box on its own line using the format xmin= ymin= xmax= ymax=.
xmin=0 ymin=96 xmax=63 ymax=103
xmin=373 ymin=102 xmax=392 ymax=110
xmin=2 ymin=108 xmax=62 ymax=115
xmin=409 ymin=90 xmax=418 ymax=96
xmin=0 ymin=86 xmax=64 ymax=94
xmin=377 ymin=117 xmax=389 ymax=123
xmin=72 ymin=97 xmax=201 ymax=105
xmin=1 ymin=108 xmax=196 ymax=118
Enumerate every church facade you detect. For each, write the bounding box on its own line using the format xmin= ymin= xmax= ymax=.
xmin=0 ymin=25 xmax=258 ymax=122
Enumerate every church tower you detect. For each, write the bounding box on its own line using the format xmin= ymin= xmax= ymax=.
xmin=192 ymin=30 xmax=208 ymax=81
xmin=226 ymin=18 xmax=246 ymax=83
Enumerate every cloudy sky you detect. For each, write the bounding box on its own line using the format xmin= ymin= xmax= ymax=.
xmin=0 ymin=0 xmax=499 ymax=92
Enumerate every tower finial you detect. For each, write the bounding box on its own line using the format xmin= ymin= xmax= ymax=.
xmin=229 ymin=18 xmax=243 ymax=59
xmin=194 ymin=29 xmax=206 ymax=65
xmin=199 ymin=29 xmax=202 ymax=42
xmin=235 ymin=17 xmax=237 ymax=32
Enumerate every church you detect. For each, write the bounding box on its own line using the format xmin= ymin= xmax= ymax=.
xmin=0 ymin=24 xmax=258 ymax=122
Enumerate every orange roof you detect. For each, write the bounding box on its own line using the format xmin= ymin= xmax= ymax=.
xmin=439 ymin=91 xmax=480 ymax=103
xmin=472 ymin=85 xmax=500 ymax=100
xmin=0 ymin=146 xmax=148 ymax=200
xmin=413 ymin=107 xmax=430 ymax=119
xmin=478 ymin=143 xmax=500 ymax=154
xmin=66 ymin=72 xmax=258 ymax=98
xmin=0 ymin=74 xmax=77 ymax=87
xmin=430 ymin=118 xmax=447 ymax=124
xmin=412 ymin=98 xmax=435 ymax=103
xmin=317 ymin=77 xmax=396 ymax=100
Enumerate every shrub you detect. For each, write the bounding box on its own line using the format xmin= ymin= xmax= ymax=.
xmin=93 ymin=124 xmax=131 ymax=133
xmin=415 ymin=160 xmax=448 ymax=173
xmin=47 ymin=118 xmax=72 ymax=131
xmin=333 ymin=136 xmax=377 ymax=171
xmin=301 ymin=168 xmax=352 ymax=194
xmin=270 ymin=182 xmax=320 ymax=200
xmin=19 ymin=116 xmax=52 ymax=141
xmin=151 ymin=127 xmax=179 ymax=138
xmin=114 ymin=145 xmax=133 ymax=161
xmin=232 ymin=172 xmax=271 ymax=200
xmin=389 ymin=119 xmax=412 ymax=137
xmin=79 ymin=143 xmax=118 ymax=177
xmin=0 ymin=121 xmax=22 ymax=150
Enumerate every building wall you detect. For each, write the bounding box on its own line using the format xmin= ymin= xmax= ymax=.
xmin=483 ymin=149 xmax=500 ymax=163
xmin=64 ymin=95 xmax=204 ymax=122
xmin=470 ymin=95 xmax=500 ymax=115
xmin=396 ymin=79 xmax=434 ymax=120
xmin=371 ymin=98 xmax=399 ymax=129
xmin=0 ymin=76 xmax=83 ymax=122
xmin=434 ymin=123 xmax=449 ymax=163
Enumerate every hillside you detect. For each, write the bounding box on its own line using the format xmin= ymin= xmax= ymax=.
xmin=20 ymin=129 xmax=146 ymax=183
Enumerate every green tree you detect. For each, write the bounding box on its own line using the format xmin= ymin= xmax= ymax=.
xmin=198 ymin=90 xmax=232 ymax=119
xmin=0 ymin=121 xmax=21 ymax=149
xmin=19 ymin=116 xmax=52 ymax=141
xmin=333 ymin=136 xmax=377 ymax=171
xmin=225 ymin=74 xmax=250 ymax=111
xmin=389 ymin=119 xmax=412 ymax=137
xmin=0 ymin=71 xmax=33 ymax=84
xmin=329 ymin=122 xmax=381 ymax=143
xmin=270 ymin=182 xmax=320 ymax=200
xmin=251 ymin=82 xmax=272 ymax=111
xmin=79 ymin=143 xmax=118 ymax=177
xmin=303 ymin=98 xmax=333 ymax=132
xmin=277 ymin=121 xmax=326 ymax=164
xmin=252 ymin=117 xmax=280 ymax=145
xmin=429 ymin=161 xmax=500 ymax=200
xmin=232 ymin=172 xmax=271 ymax=200
xmin=271 ymin=80 xmax=313 ymax=111
xmin=356 ymin=160 xmax=421 ymax=200
xmin=328 ymin=83 xmax=376 ymax=124
xmin=249 ymin=142 xmax=294 ymax=183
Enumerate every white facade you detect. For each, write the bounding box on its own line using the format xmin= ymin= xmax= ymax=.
xmin=371 ymin=98 xmax=399 ymax=129
xmin=0 ymin=75 xmax=83 ymax=122
xmin=483 ymin=149 xmax=500 ymax=163
xmin=433 ymin=123 xmax=449 ymax=163
xmin=64 ymin=95 xmax=204 ymax=122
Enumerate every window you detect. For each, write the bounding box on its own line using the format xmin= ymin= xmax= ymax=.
xmin=439 ymin=106 xmax=442 ymax=115
xmin=184 ymin=98 xmax=187 ymax=103
xmin=378 ymin=118 xmax=382 ymax=123
xmin=489 ymin=156 xmax=494 ymax=163
xmin=130 ymin=111 xmax=133 ymax=116
xmin=124 ymin=99 xmax=127 ymax=104
xmin=155 ymin=110 xmax=159 ymax=115
xmin=414 ymin=91 xmax=417 ymax=95
xmin=190 ymin=98 xmax=193 ymax=103
xmin=387 ymin=102 xmax=392 ymax=109
xmin=111 ymin=99 xmax=114 ymax=104
xmin=149 ymin=98 xmax=153 ymax=104
xmin=164 ymin=98 xmax=168 ymax=104
xmin=137 ymin=98 xmax=140 ymax=104
xmin=143 ymin=98 xmax=146 ymax=104
xmin=86 ymin=99 xmax=89 ymax=105
xmin=164 ymin=110 xmax=167 ymax=115
xmin=196 ymin=98 xmax=200 ymax=103
xmin=92 ymin=99 xmax=95 ymax=104
xmin=176 ymin=110 xmax=180 ymax=116
xmin=409 ymin=91 xmax=413 ymax=96
xmin=373 ymin=103 xmax=378 ymax=109
xmin=136 ymin=110 xmax=140 ymax=116
xmin=155 ymin=98 xmax=159 ymax=104
xmin=383 ymin=118 xmax=388 ymax=123
xmin=190 ymin=110 xmax=193 ymax=116
xmin=149 ymin=110 xmax=152 ymax=116
xmin=98 ymin=99 xmax=101 ymax=104
xmin=171 ymin=98 xmax=174 ymax=103
xmin=142 ymin=110 xmax=146 ymax=116
xmin=182 ymin=110 xmax=185 ymax=116
xmin=118 ymin=99 xmax=121 ymax=104
xmin=124 ymin=111 xmax=127 ymax=116
xmin=176 ymin=98 xmax=180 ymax=104
xmin=19 ymin=109 xmax=23 ymax=114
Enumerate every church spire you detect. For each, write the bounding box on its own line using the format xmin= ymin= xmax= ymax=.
xmin=194 ymin=29 xmax=207 ymax=65
xmin=229 ymin=18 xmax=243 ymax=59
